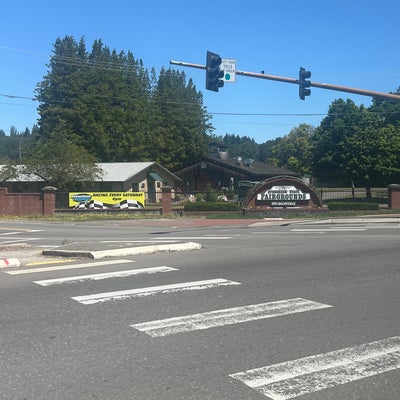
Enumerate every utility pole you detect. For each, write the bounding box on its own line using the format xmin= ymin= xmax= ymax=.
xmin=170 ymin=59 xmax=400 ymax=102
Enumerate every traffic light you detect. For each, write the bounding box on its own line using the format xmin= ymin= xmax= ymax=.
xmin=206 ymin=51 xmax=224 ymax=92
xmin=299 ymin=67 xmax=311 ymax=100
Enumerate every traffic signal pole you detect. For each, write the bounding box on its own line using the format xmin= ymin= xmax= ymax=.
xmin=170 ymin=59 xmax=400 ymax=101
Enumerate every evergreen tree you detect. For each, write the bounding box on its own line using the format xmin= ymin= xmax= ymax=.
xmin=34 ymin=36 xmax=211 ymax=169
xmin=149 ymin=68 xmax=211 ymax=170
xmin=219 ymin=134 xmax=260 ymax=159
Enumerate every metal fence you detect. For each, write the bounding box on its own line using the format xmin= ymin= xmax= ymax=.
xmin=317 ymin=188 xmax=388 ymax=202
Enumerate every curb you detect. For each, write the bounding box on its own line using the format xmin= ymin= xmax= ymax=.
xmin=298 ymin=217 xmax=400 ymax=225
xmin=250 ymin=217 xmax=400 ymax=227
xmin=42 ymin=242 xmax=202 ymax=260
xmin=0 ymin=258 xmax=22 ymax=268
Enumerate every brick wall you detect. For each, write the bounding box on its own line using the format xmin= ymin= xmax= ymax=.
xmin=0 ymin=187 xmax=56 ymax=216
xmin=161 ymin=186 xmax=172 ymax=215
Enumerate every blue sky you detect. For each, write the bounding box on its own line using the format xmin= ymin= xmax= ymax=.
xmin=1 ymin=0 xmax=399 ymax=143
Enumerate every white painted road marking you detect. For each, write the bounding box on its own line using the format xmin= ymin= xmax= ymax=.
xmin=71 ymin=278 xmax=241 ymax=305
xmin=291 ymin=228 xmax=366 ymax=232
xmin=100 ymin=237 xmax=232 ymax=242
xmin=0 ymin=229 xmax=42 ymax=234
xmin=230 ymin=336 xmax=400 ymax=400
xmin=153 ymin=236 xmax=232 ymax=240
xmin=5 ymin=259 xmax=133 ymax=275
xmin=131 ymin=298 xmax=332 ymax=337
xmin=100 ymin=240 xmax=180 ymax=243
xmin=34 ymin=266 xmax=178 ymax=286
xmin=0 ymin=238 xmax=41 ymax=244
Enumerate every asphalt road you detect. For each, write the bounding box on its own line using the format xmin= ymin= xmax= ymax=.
xmin=0 ymin=218 xmax=399 ymax=399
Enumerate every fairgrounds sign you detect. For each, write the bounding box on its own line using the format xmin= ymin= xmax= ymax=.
xmin=244 ymin=176 xmax=322 ymax=209
xmin=256 ymin=185 xmax=311 ymax=207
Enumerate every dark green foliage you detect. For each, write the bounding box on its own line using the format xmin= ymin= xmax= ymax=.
xmin=183 ymin=201 xmax=240 ymax=211
xmin=148 ymin=68 xmax=211 ymax=170
xmin=0 ymin=126 xmax=39 ymax=161
xmin=23 ymin=123 xmax=103 ymax=191
xmin=2 ymin=35 xmax=400 ymax=190
xmin=216 ymin=134 xmax=260 ymax=159
xmin=34 ymin=36 xmax=211 ymax=169
xmin=266 ymin=124 xmax=315 ymax=174
xmin=326 ymin=201 xmax=379 ymax=211
xmin=312 ymin=99 xmax=400 ymax=187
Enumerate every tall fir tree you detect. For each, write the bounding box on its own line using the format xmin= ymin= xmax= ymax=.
xmin=35 ymin=36 xmax=211 ymax=169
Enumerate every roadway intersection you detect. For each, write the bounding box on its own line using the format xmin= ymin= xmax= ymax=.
xmin=1 ymin=217 xmax=399 ymax=399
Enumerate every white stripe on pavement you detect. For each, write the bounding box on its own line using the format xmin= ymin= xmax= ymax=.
xmin=100 ymin=240 xmax=180 ymax=243
xmin=5 ymin=259 xmax=133 ymax=275
xmin=71 ymin=278 xmax=241 ymax=305
xmin=230 ymin=336 xmax=400 ymax=400
xmin=131 ymin=298 xmax=332 ymax=337
xmin=153 ymin=236 xmax=232 ymax=240
xmin=34 ymin=266 xmax=178 ymax=286
xmin=291 ymin=228 xmax=366 ymax=232
xmin=0 ymin=230 xmax=42 ymax=236
xmin=102 ymin=237 xmax=232 ymax=240
xmin=0 ymin=238 xmax=41 ymax=244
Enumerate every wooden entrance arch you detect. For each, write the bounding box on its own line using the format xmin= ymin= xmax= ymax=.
xmin=244 ymin=176 xmax=322 ymax=209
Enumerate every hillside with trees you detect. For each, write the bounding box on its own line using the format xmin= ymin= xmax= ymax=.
xmin=1 ymin=35 xmax=400 ymax=190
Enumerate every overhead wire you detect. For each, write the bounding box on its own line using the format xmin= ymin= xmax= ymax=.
xmin=1 ymin=45 xmax=400 ymax=130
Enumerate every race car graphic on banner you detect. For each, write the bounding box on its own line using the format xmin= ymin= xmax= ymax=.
xmin=69 ymin=192 xmax=145 ymax=209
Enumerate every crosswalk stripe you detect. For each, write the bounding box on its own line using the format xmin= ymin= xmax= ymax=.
xmin=5 ymin=259 xmax=133 ymax=275
xmin=71 ymin=278 xmax=241 ymax=305
xmin=131 ymin=298 xmax=332 ymax=337
xmin=230 ymin=336 xmax=400 ymax=400
xmin=33 ymin=266 xmax=178 ymax=286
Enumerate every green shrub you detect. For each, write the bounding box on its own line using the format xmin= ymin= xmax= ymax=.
xmin=327 ymin=201 xmax=379 ymax=211
xmin=183 ymin=201 xmax=240 ymax=211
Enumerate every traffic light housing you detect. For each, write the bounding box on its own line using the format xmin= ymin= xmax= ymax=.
xmin=206 ymin=51 xmax=224 ymax=92
xmin=299 ymin=67 xmax=311 ymax=100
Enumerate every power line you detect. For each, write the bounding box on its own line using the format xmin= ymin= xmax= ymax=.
xmin=2 ymin=92 xmax=400 ymax=121
xmin=210 ymin=112 xmax=327 ymax=116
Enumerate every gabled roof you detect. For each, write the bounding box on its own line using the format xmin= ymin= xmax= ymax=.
xmin=204 ymin=155 xmax=299 ymax=177
xmin=97 ymin=162 xmax=181 ymax=182
xmin=97 ymin=162 xmax=154 ymax=181
xmin=174 ymin=155 xmax=300 ymax=177
xmin=0 ymin=165 xmax=45 ymax=182
xmin=1 ymin=162 xmax=182 ymax=183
